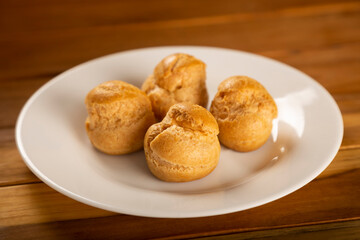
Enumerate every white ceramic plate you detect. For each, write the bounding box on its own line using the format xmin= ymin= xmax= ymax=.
xmin=16 ymin=46 xmax=343 ymax=218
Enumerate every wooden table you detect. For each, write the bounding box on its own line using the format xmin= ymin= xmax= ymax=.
xmin=1 ymin=0 xmax=360 ymax=239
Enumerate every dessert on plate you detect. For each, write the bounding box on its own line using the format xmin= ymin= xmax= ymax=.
xmin=85 ymin=80 xmax=156 ymax=155
xmin=142 ymin=53 xmax=208 ymax=120
xmin=144 ymin=103 xmax=220 ymax=182
xmin=210 ymin=76 xmax=277 ymax=152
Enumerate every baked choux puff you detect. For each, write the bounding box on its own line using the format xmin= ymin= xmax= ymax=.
xmin=210 ymin=76 xmax=277 ymax=152
xmin=144 ymin=103 xmax=220 ymax=182
xmin=85 ymin=80 xmax=156 ymax=155
xmin=142 ymin=53 xmax=208 ymax=120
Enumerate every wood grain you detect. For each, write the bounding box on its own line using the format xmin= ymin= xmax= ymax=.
xmin=0 ymin=165 xmax=359 ymax=239
xmin=1 ymin=0 xmax=360 ymax=238
xmin=195 ymin=220 xmax=360 ymax=240
xmin=1 ymin=148 xmax=359 ymax=228
xmin=1 ymin=42 xmax=359 ymax=129
xmin=2 ymin=220 xmax=360 ymax=240
xmin=0 ymin=183 xmax=115 ymax=227
xmin=0 ymin=78 xmax=48 ymax=128
xmin=0 ymin=128 xmax=40 ymax=187
xmin=0 ymin=1 xmax=359 ymax=81
xmin=1 ymin=0 xmax=355 ymax=33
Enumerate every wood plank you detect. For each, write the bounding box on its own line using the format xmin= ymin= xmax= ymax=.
xmin=0 ymin=78 xmax=48 ymax=128
xmin=260 ymin=41 xmax=360 ymax=69
xmin=0 ymin=164 xmax=359 ymax=238
xmin=0 ymin=128 xmax=40 ymax=187
xmin=0 ymin=183 xmax=116 ymax=228
xmin=317 ymin=148 xmax=360 ymax=179
xmin=260 ymin=42 xmax=360 ymax=95
xmin=193 ymin=220 xmax=360 ymax=240
xmin=0 ymin=2 xmax=359 ymax=81
xmin=342 ymin=113 xmax=360 ymax=149
xmin=0 ymin=40 xmax=359 ymax=128
xmin=0 ymin=148 xmax=359 ymax=229
xmin=300 ymin=61 xmax=360 ymax=95
xmin=0 ymin=0 xmax=353 ymax=34
xmin=333 ymin=93 xmax=360 ymax=114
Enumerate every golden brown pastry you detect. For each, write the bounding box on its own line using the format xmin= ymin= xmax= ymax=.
xmin=210 ymin=76 xmax=277 ymax=152
xmin=142 ymin=53 xmax=208 ymax=120
xmin=144 ymin=103 xmax=220 ymax=182
xmin=85 ymin=80 xmax=156 ymax=155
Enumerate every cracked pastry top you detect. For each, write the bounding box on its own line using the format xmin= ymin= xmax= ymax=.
xmin=144 ymin=102 xmax=220 ymax=182
xmin=210 ymin=76 xmax=278 ymax=152
xmin=142 ymin=53 xmax=208 ymax=120
xmin=85 ymin=80 xmax=156 ymax=155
